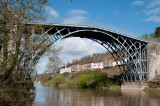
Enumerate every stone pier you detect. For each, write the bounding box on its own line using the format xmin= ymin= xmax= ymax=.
xmin=121 ymin=82 xmax=148 ymax=90
xmin=148 ymin=42 xmax=160 ymax=80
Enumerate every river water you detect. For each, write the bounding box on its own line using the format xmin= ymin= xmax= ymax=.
xmin=33 ymin=82 xmax=160 ymax=106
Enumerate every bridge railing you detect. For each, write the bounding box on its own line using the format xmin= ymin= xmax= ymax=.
xmin=34 ymin=17 xmax=160 ymax=43
xmin=37 ymin=17 xmax=141 ymax=38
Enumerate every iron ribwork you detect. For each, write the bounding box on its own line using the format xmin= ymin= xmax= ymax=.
xmin=23 ymin=22 xmax=148 ymax=82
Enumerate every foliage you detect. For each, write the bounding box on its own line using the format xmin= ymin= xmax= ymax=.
xmin=0 ymin=0 xmax=51 ymax=105
xmin=38 ymin=70 xmax=123 ymax=89
xmin=0 ymin=0 xmax=49 ymax=82
xmin=62 ymin=72 xmax=70 ymax=77
xmin=65 ymin=79 xmax=75 ymax=85
xmin=144 ymin=87 xmax=155 ymax=92
xmin=77 ymin=71 xmax=109 ymax=88
xmin=155 ymin=27 xmax=160 ymax=38
xmin=0 ymin=82 xmax=34 ymax=105
xmin=52 ymin=76 xmax=65 ymax=85
xmin=140 ymin=27 xmax=160 ymax=42
xmin=109 ymin=84 xmax=120 ymax=89
xmin=149 ymin=81 xmax=160 ymax=89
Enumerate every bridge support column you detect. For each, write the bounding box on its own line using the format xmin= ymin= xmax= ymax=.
xmin=147 ymin=42 xmax=160 ymax=80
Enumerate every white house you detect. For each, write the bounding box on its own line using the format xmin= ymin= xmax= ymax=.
xmin=90 ymin=62 xmax=104 ymax=70
xmin=60 ymin=65 xmax=71 ymax=74
xmin=112 ymin=59 xmax=127 ymax=67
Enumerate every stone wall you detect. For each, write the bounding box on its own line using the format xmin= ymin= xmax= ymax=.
xmin=148 ymin=42 xmax=160 ymax=80
xmin=121 ymin=82 xmax=148 ymax=90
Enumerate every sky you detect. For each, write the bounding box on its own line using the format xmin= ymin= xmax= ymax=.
xmin=36 ymin=0 xmax=160 ymax=74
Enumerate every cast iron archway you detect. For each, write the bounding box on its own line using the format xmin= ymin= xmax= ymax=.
xmin=22 ymin=22 xmax=148 ymax=82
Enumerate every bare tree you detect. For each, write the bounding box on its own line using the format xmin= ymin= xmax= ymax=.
xmin=0 ymin=0 xmax=49 ymax=82
xmin=44 ymin=45 xmax=62 ymax=74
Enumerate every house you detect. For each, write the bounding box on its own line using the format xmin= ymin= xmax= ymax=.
xmin=83 ymin=62 xmax=91 ymax=70
xmin=71 ymin=59 xmax=79 ymax=72
xmin=103 ymin=59 xmax=114 ymax=67
xmin=61 ymin=55 xmax=127 ymax=73
xmin=59 ymin=64 xmax=71 ymax=74
xmin=90 ymin=62 xmax=104 ymax=70
xmin=112 ymin=59 xmax=127 ymax=67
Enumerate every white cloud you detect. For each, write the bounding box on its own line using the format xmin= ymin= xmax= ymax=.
xmin=131 ymin=0 xmax=160 ymax=23
xmin=45 ymin=6 xmax=59 ymax=18
xmin=147 ymin=0 xmax=160 ymax=9
xmin=132 ymin=0 xmax=145 ymax=6
xmin=144 ymin=7 xmax=160 ymax=22
xmin=62 ymin=9 xmax=89 ymax=25
xmin=62 ymin=16 xmax=87 ymax=24
xmin=69 ymin=10 xmax=88 ymax=15
xmin=145 ymin=8 xmax=160 ymax=15
xmin=55 ymin=37 xmax=106 ymax=63
xmin=144 ymin=15 xmax=160 ymax=22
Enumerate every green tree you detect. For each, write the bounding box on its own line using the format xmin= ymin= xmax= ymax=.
xmin=155 ymin=27 xmax=160 ymax=38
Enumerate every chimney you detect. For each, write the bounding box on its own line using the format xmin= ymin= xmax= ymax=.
xmin=72 ymin=59 xmax=75 ymax=63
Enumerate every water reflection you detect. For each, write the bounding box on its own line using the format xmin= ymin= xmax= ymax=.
xmin=33 ymin=82 xmax=160 ymax=106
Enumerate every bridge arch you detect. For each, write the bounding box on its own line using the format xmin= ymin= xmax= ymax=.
xmin=24 ymin=23 xmax=148 ymax=82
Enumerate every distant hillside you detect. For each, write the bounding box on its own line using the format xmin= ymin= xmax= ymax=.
xmin=72 ymin=52 xmax=114 ymax=65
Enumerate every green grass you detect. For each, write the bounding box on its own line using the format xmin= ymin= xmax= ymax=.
xmin=109 ymin=84 xmax=121 ymax=89
xmin=144 ymin=87 xmax=155 ymax=92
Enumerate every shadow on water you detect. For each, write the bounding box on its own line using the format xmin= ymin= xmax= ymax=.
xmin=33 ymin=82 xmax=160 ymax=106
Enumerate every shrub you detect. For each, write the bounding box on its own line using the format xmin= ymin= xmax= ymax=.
xmin=52 ymin=76 xmax=65 ymax=85
xmin=78 ymin=74 xmax=88 ymax=88
xmin=66 ymin=79 xmax=75 ymax=86
xmin=62 ymin=72 xmax=70 ymax=77
xmin=77 ymin=71 xmax=109 ymax=88
xmin=144 ymin=87 xmax=155 ymax=92
xmin=109 ymin=84 xmax=121 ymax=89
xmin=42 ymin=78 xmax=50 ymax=84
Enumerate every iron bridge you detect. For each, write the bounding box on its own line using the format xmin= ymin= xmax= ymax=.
xmin=25 ymin=20 xmax=148 ymax=82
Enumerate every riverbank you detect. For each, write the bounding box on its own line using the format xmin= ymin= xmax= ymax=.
xmin=35 ymin=71 xmax=122 ymax=89
xmin=144 ymin=80 xmax=160 ymax=92
xmin=0 ymin=81 xmax=35 ymax=105
xmin=35 ymin=71 xmax=160 ymax=92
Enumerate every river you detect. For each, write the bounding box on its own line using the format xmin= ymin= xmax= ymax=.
xmin=33 ymin=82 xmax=160 ymax=106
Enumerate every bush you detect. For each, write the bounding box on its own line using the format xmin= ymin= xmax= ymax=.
xmin=65 ymin=79 xmax=75 ymax=86
xmin=144 ymin=87 xmax=155 ymax=92
xmin=0 ymin=82 xmax=33 ymax=105
xmin=77 ymin=71 xmax=109 ymax=88
xmin=52 ymin=76 xmax=65 ymax=85
xmin=77 ymin=74 xmax=88 ymax=88
xmin=62 ymin=72 xmax=70 ymax=77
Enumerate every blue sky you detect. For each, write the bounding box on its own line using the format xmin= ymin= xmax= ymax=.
xmin=47 ymin=0 xmax=160 ymax=35
xmin=36 ymin=0 xmax=160 ymax=74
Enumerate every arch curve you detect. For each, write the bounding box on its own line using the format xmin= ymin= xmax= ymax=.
xmin=23 ymin=23 xmax=148 ymax=81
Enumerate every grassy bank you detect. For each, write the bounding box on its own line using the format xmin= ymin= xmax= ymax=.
xmin=144 ymin=81 xmax=160 ymax=92
xmin=0 ymin=81 xmax=35 ymax=105
xmin=37 ymin=71 xmax=122 ymax=89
